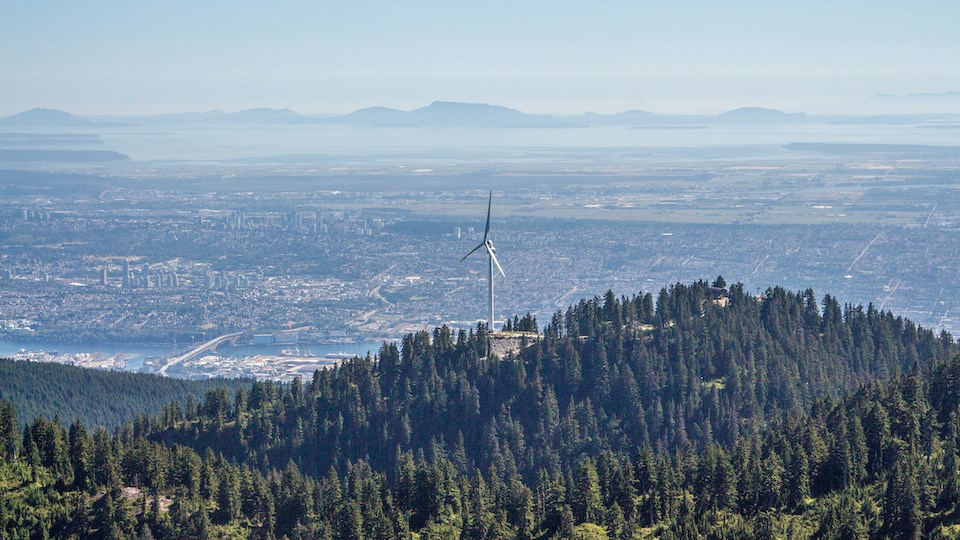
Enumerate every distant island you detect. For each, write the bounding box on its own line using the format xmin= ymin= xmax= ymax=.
xmin=0 ymin=107 xmax=91 ymax=127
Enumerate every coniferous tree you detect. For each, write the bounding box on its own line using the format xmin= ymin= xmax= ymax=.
xmin=0 ymin=400 xmax=17 ymax=460
xmin=942 ymin=410 xmax=960 ymax=510
xmin=882 ymin=460 xmax=922 ymax=540
xmin=573 ymin=457 xmax=603 ymax=524
xmin=216 ymin=463 xmax=242 ymax=524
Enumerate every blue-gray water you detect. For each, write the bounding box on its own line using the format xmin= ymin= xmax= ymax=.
xmin=13 ymin=121 xmax=960 ymax=163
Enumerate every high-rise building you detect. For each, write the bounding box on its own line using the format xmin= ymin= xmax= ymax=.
xmin=232 ymin=210 xmax=245 ymax=230
xmin=122 ymin=259 xmax=130 ymax=288
xmin=101 ymin=267 xmax=108 ymax=286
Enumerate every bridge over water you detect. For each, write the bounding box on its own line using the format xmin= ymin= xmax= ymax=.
xmin=158 ymin=331 xmax=245 ymax=375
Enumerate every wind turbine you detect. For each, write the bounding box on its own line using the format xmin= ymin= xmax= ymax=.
xmin=461 ymin=190 xmax=505 ymax=332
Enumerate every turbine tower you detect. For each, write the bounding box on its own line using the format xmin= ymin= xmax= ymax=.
xmin=461 ymin=190 xmax=505 ymax=332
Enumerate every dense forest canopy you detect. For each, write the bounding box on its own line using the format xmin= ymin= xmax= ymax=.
xmin=0 ymin=359 xmax=251 ymax=429
xmin=1 ymin=279 xmax=958 ymax=539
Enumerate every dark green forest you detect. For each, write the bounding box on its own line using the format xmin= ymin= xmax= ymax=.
xmin=2 ymin=279 xmax=960 ymax=539
xmin=0 ymin=359 xmax=251 ymax=428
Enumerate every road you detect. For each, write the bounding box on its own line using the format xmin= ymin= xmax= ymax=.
xmin=158 ymin=331 xmax=244 ymax=375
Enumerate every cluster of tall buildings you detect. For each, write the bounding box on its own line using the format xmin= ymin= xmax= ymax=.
xmin=100 ymin=260 xmax=253 ymax=291
xmin=225 ymin=209 xmax=322 ymax=233
xmin=19 ymin=208 xmax=52 ymax=221
xmin=200 ymin=209 xmax=387 ymax=238
xmin=456 ymin=226 xmax=479 ymax=241
xmin=115 ymin=259 xmax=178 ymax=289
xmin=203 ymin=271 xmax=250 ymax=290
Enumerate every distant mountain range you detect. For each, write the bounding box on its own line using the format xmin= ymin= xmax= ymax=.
xmin=1 ymin=97 xmax=958 ymax=128
xmin=336 ymin=101 xmax=558 ymax=127
xmin=713 ymin=107 xmax=807 ymax=123
xmin=0 ymin=108 xmax=91 ymax=127
xmin=311 ymin=102 xmax=809 ymax=127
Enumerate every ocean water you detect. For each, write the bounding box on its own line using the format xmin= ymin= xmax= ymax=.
xmin=27 ymin=121 xmax=960 ymax=164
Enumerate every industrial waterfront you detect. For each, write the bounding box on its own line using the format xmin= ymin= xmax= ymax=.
xmin=0 ymin=338 xmax=386 ymax=381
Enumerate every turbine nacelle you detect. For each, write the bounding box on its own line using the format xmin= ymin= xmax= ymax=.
xmin=485 ymin=242 xmax=505 ymax=278
xmin=462 ymin=239 xmax=505 ymax=278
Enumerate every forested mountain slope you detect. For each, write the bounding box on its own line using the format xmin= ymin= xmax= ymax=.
xmin=0 ymin=279 xmax=957 ymax=538
xmin=155 ymin=281 xmax=954 ymax=480
xmin=0 ymin=358 xmax=251 ymax=428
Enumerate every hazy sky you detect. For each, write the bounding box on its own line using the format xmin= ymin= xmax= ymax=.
xmin=2 ymin=1 xmax=958 ymax=116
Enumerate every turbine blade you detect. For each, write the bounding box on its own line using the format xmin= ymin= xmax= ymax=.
xmin=483 ymin=190 xmax=492 ymax=241
xmin=487 ymin=245 xmax=505 ymax=277
xmin=460 ymin=243 xmax=485 ymax=262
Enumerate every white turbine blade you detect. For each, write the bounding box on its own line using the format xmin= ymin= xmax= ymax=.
xmin=460 ymin=243 xmax=485 ymax=262
xmin=483 ymin=190 xmax=492 ymax=241
xmin=487 ymin=245 xmax=505 ymax=277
